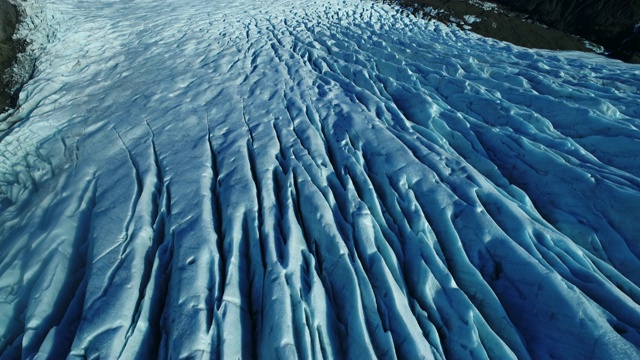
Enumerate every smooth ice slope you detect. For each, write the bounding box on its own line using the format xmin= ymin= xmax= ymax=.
xmin=1 ymin=0 xmax=640 ymax=358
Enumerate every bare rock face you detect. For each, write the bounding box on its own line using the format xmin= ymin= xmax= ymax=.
xmin=0 ymin=0 xmax=17 ymax=40
xmin=0 ymin=0 xmax=18 ymax=110
xmin=398 ymin=0 xmax=593 ymax=53
xmin=492 ymin=0 xmax=640 ymax=62
xmin=0 ymin=0 xmax=17 ymax=63
xmin=623 ymin=32 xmax=640 ymax=63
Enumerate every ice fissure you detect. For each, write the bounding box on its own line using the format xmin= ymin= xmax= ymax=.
xmin=1 ymin=0 xmax=640 ymax=358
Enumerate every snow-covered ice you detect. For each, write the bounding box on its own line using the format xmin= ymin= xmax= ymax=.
xmin=467 ymin=0 xmax=499 ymax=12
xmin=463 ymin=15 xmax=481 ymax=24
xmin=1 ymin=0 xmax=640 ymax=358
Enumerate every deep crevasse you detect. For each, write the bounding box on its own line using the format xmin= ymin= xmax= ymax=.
xmin=1 ymin=0 xmax=640 ymax=358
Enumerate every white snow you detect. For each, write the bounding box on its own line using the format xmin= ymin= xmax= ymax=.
xmin=1 ymin=0 xmax=640 ymax=358
xmin=464 ymin=15 xmax=481 ymax=24
xmin=467 ymin=0 xmax=499 ymax=12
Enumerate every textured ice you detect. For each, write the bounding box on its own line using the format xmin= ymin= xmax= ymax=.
xmin=1 ymin=0 xmax=640 ymax=358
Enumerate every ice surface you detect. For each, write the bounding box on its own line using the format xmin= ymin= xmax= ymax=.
xmin=1 ymin=0 xmax=640 ymax=358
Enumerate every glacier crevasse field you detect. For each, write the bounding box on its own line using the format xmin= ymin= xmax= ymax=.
xmin=1 ymin=0 xmax=640 ymax=358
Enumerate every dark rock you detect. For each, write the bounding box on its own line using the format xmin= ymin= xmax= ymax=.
xmin=0 ymin=0 xmax=17 ymax=43
xmin=0 ymin=0 xmax=19 ymax=111
xmin=491 ymin=0 xmax=640 ymax=62
xmin=397 ymin=0 xmax=592 ymax=53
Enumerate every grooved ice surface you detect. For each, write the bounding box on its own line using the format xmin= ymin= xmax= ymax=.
xmin=1 ymin=0 xmax=640 ymax=358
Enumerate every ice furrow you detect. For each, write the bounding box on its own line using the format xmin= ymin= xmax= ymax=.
xmin=204 ymin=114 xmax=225 ymax=331
xmin=475 ymin=128 xmax=640 ymax=286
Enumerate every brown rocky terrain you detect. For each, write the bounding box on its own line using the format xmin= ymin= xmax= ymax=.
xmin=396 ymin=0 xmax=640 ymax=63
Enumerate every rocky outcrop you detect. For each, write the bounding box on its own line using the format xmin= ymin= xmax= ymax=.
xmin=0 ymin=0 xmax=17 ymax=44
xmin=399 ymin=0 xmax=592 ymax=53
xmin=0 ymin=0 xmax=18 ymax=110
xmin=492 ymin=0 xmax=640 ymax=62
xmin=396 ymin=0 xmax=640 ymax=63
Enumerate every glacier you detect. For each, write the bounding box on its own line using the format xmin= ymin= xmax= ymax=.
xmin=1 ymin=0 xmax=640 ymax=358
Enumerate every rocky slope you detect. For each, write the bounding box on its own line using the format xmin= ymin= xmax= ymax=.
xmin=0 ymin=0 xmax=19 ymax=110
xmin=400 ymin=0 xmax=640 ymax=63
xmin=399 ymin=0 xmax=592 ymax=51
xmin=493 ymin=0 xmax=640 ymax=62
